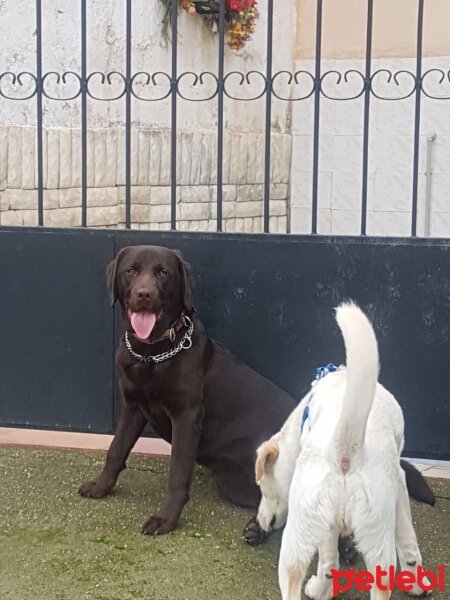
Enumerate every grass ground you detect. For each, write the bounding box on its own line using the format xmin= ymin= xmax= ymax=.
xmin=0 ymin=448 xmax=448 ymax=599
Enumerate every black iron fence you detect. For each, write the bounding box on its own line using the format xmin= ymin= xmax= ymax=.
xmin=1 ymin=0 xmax=449 ymax=235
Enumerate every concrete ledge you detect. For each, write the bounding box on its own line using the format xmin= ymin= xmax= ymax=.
xmin=1 ymin=428 xmax=449 ymax=478
xmin=0 ymin=427 xmax=171 ymax=457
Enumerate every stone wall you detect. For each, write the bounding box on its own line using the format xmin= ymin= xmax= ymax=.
xmin=0 ymin=126 xmax=291 ymax=233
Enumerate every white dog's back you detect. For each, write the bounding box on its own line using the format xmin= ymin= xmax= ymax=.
xmin=298 ymin=304 xmax=404 ymax=522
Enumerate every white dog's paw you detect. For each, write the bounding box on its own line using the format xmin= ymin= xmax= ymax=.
xmin=305 ymin=575 xmax=332 ymax=600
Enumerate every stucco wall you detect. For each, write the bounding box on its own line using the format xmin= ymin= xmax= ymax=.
xmin=290 ymin=0 xmax=450 ymax=237
xmin=0 ymin=0 xmax=294 ymax=130
xmin=0 ymin=0 xmax=295 ymax=233
xmin=295 ymin=0 xmax=450 ymax=60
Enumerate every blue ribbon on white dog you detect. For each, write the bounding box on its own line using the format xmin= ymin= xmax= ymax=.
xmin=301 ymin=362 xmax=339 ymax=433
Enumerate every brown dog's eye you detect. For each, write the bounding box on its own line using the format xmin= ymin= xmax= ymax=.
xmin=127 ymin=267 xmax=137 ymax=275
xmin=158 ymin=269 xmax=169 ymax=278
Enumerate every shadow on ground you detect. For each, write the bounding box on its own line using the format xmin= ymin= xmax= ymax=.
xmin=0 ymin=448 xmax=448 ymax=599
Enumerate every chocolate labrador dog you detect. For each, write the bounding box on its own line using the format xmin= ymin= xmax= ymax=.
xmin=79 ymin=245 xmax=434 ymax=543
xmin=79 ymin=244 xmax=295 ymax=536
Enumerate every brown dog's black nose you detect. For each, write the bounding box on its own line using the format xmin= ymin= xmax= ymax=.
xmin=130 ymin=286 xmax=156 ymax=309
xmin=137 ymin=288 xmax=152 ymax=301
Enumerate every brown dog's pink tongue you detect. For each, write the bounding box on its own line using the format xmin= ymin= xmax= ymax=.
xmin=130 ymin=311 xmax=156 ymax=340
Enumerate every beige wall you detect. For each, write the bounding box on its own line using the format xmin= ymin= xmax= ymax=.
xmin=296 ymin=0 xmax=450 ymax=60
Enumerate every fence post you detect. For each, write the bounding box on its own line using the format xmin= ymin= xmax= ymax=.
xmin=411 ymin=0 xmax=424 ymax=237
xmin=311 ymin=0 xmax=323 ymax=235
xmin=81 ymin=0 xmax=87 ymax=227
xmin=263 ymin=0 xmax=274 ymax=233
xmin=360 ymin=0 xmax=373 ymax=236
xmin=36 ymin=0 xmax=44 ymax=226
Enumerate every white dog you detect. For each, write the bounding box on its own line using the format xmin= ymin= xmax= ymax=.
xmin=255 ymin=303 xmax=429 ymax=600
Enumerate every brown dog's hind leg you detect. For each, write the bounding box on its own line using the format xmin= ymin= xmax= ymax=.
xmin=214 ymin=462 xmax=261 ymax=508
xmin=215 ymin=462 xmax=266 ymax=545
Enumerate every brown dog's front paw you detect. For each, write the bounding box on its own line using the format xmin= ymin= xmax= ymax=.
xmin=78 ymin=479 xmax=112 ymax=499
xmin=243 ymin=516 xmax=269 ymax=546
xmin=141 ymin=514 xmax=177 ymax=536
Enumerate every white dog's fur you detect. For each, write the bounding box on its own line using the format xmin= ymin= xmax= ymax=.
xmin=255 ymin=303 xmax=428 ymax=600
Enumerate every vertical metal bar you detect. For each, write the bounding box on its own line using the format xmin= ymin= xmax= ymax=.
xmin=216 ymin=0 xmax=225 ymax=232
xmin=81 ymin=0 xmax=87 ymax=227
xmin=360 ymin=0 xmax=373 ymax=236
xmin=411 ymin=0 xmax=424 ymax=237
xmin=424 ymin=132 xmax=436 ymax=237
xmin=170 ymin=0 xmax=178 ymax=230
xmin=36 ymin=0 xmax=44 ymax=226
xmin=263 ymin=0 xmax=274 ymax=233
xmin=125 ymin=0 xmax=132 ymax=229
xmin=311 ymin=0 xmax=323 ymax=234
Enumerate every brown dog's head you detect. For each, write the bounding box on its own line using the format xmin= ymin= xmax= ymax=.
xmin=106 ymin=245 xmax=193 ymax=342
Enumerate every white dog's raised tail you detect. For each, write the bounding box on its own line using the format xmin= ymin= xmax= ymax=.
xmin=333 ymin=302 xmax=379 ymax=468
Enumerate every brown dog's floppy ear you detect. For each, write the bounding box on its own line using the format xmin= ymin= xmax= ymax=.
xmin=255 ymin=441 xmax=279 ymax=482
xmin=106 ymin=248 xmax=127 ymax=306
xmin=175 ymin=250 xmax=194 ymax=313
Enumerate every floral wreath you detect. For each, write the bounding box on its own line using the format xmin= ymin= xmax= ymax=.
xmin=160 ymin=0 xmax=260 ymax=51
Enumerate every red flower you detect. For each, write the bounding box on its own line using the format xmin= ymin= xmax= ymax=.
xmin=227 ymin=0 xmax=255 ymax=11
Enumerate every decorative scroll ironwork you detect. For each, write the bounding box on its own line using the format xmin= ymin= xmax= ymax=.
xmin=2 ymin=68 xmax=450 ymax=103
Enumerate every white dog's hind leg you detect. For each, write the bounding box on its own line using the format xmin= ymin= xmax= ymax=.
xmin=361 ymin=539 xmax=396 ymax=600
xmin=278 ymin=513 xmax=312 ymax=600
xmin=370 ymin=590 xmax=392 ymax=600
xmin=396 ymin=472 xmax=431 ymax=597
xmin=304 ymin=526 xmax=340 ymax=600
xmin=364 ymin=543 xmax=396 ymax=600
xmin=279 ymin=558 xmax=306 ymax=600
xmin=279 ymin=523 xmax=322 ymax=600
xmin=279 ymin=463 xmax=339 ymax=600
xmin=353 ymin=501 xmax=396 ymax=600
xmin=365 ymin=547 xmax=395 ymax=600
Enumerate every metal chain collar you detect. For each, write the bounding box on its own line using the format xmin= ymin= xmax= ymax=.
xmin=124 ymin=315 xmax=194 ymax=364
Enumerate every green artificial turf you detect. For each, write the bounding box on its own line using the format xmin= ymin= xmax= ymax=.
xmin=0 ymin=448 xmax=448 ymax=599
